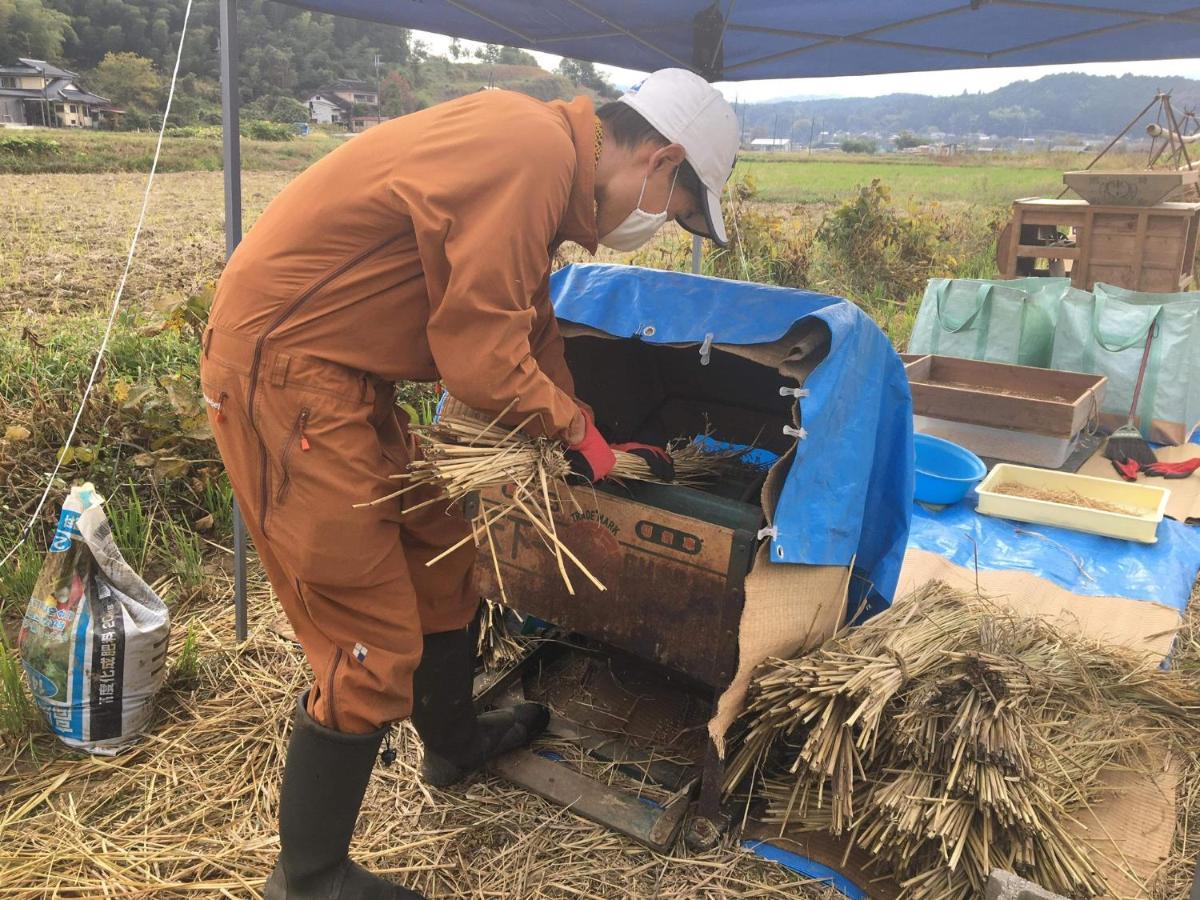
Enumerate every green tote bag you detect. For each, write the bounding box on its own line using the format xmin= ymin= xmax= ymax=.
xmin=1050 ymin=283 xmax=1200 ymax=445
xmin=908 ymin=277 xmax=1070 ymax=368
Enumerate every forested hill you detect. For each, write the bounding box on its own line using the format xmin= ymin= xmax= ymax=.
xmin=1 ymin=0 xmax=618 ymax=126
xmin=740 ymin=72 xmax=1200 ymax=141
xmin=40 ymin=0 xmax=413 ymax=96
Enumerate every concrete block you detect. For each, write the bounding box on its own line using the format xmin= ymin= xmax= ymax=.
xmin=986 ymin=869 xmax=1068 ymax=900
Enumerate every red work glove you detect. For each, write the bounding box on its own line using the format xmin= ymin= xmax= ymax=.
xmin=565 ymin=414 xmax=616 ymax=482
xmin=612 ymin=442 xmax=675 ymax=482
xmin=1111 ymin=457 xmax=1141 ymax=482
xmin=1144 ymin=458 xmax=1200 ymax=479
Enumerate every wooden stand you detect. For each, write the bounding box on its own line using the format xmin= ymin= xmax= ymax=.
xmin=1000 ymin=197 xmax=1200 ymax=291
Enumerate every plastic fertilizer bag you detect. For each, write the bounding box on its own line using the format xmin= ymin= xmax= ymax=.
xmin=18 ymin=484 xmax=170 ymax=754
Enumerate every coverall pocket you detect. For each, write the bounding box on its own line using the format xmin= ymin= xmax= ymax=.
xmin=323 ymin=644 xmax=344 ymax=731
xmin=275 ymin=407 xmax=311 ymax=505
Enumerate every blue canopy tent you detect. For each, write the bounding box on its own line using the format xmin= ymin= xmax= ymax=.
xmin=217 ymin=1 xmax=1200 ymax=639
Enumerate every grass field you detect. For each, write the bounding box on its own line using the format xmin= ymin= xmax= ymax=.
xmin=737 ymin=155 xmax=1066 ymax=205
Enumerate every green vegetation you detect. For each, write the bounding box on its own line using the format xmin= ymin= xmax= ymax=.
xmin=0 ymin=630 xmax=38 ymax=737
xmin=839 ymin=137 xmax=878 ymax=155
xmin=736 ymin=154 xmax=1068 ymax=205
xmin=0 ymin=306 xmax=217 ymax=614
xmin=107 ymin=484 xmax=152 ymax=571
xmin=171 ymin=620 xmax=201 ymax=684
xmin=0 ymin=127 xmax=337 ymax=173
xmin=618 ymin=172 xmax=1001 ymax=346
xmin=0 ymin=134 xmax=60 ymax=159
xmin=89 ymin=50 xmax=163 ymax=122
xmin=0 ymin=0 xmax=71 ymax=61
xmin=819 ymin=179 xmax=949 ymax=302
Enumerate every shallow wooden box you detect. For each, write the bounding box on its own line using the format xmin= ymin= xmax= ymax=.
xmin=902 ymin=355 xmax=1107 ymax=437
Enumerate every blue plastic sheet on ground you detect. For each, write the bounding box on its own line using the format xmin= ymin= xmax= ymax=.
xmin=551 ymin=264 xmax=914 ymax=613
xmin=910 ymin=498 xmax=1200 ymax=611
xmin=742 ymin=842 xmax=865 ymax=900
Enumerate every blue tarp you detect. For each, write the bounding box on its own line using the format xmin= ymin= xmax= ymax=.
xmin=551 ymin=263 xmax=914 ymax=613
xmin=277 ymin=1 xmax=1200 ymax=82
xmin=910 ymin=497 xmax=1200 ymax=612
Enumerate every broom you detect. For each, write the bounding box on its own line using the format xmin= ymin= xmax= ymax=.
xmin=1102 ymin=320 xmax=1158 ymax=467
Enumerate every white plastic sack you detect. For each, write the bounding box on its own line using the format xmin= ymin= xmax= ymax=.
xmin=19 ymin=484 xmax=170 ymax=754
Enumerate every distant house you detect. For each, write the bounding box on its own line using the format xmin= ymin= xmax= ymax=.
xmin=0 ymin=59 xmax=119 ymax=128
xmin=307 ymin=79 xmax=381 ymax=132
xmin=307 ymin=94 xmax=345 ymax=126
xmin=750 ymin=137 xmax=791 ymax=151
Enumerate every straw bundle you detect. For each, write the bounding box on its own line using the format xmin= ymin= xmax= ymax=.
xmin=475 ymin=597 xmax=527 ymax=671
xmin=1 ymin=566 xmax=838 ymax=899
xmin=358 ymin=404 xmax=742 ymax=596
xmin=726 ymin=582 xmax=1200 ymax=900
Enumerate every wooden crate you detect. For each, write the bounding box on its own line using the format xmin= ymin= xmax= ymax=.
xmin=901 ymin=355 xmax=1107 ymax=438
xmin=1000 ymin=197 xmax=1200 ymax=291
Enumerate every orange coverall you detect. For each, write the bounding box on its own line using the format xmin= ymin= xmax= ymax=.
xmin=200 ymin=91 xmax=598 ymax=733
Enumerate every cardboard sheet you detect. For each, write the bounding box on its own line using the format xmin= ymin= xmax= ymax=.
xmin=897 ymin=549 xmax=1182 ymax=661
xmin=1079 ymin=444 xmax=1200 ymax=524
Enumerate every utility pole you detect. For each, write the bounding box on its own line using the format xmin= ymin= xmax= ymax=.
xmin=39 ymin=62 xmax=51 ymax=128
xmin=808 ymin=118 xmax=816 ymax=156
xmin=374 ymin=53 xmax=382 ymax=124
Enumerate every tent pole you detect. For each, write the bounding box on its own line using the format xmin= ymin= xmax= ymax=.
xmin=691 ymin=234 xmax=702 ymax=274
xmin=219 ymin=0 xmax=248 ymax=642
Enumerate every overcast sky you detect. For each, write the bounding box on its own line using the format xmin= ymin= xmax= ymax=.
xmin=412 ymin=30 xmax=1200 ymax=101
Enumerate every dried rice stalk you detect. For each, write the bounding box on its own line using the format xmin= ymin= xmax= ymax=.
xmin=357 ymin=406 xmax=745 ymax=595
xmin=727 ymin=582 xmax=1200 ymax=900
xmin=476 ymin=597 xmax=526 ymax=671
xmin=992 ymin=481 xmax=1141 ymax=516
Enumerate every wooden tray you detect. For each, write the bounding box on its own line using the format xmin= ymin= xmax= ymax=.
xmin=901 ymin=355 xmax=1106 ymax=438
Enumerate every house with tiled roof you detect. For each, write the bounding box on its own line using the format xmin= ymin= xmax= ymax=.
xmin=307 ymin=79 xmax=381 ymax=132
xmin=0 ymin=59 xmax=120 ymax=128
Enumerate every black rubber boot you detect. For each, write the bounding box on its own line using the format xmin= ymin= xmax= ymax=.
xmin=264 ymin=692 xmax=423 ymax=900
xmin=410 ymin=627 xmax=549 ymax=788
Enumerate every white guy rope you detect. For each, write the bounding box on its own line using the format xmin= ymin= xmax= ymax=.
xmin=0 ymin=0 xmax=195 ymax=570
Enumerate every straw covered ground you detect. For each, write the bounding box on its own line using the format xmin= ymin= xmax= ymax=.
xmin=0 ymin=560 xmax=838 ymax=899
xmin=4 ymin=566 xmax=1200 ymax=898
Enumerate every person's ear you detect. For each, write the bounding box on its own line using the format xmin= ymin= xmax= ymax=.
xmin=649 ymin=142 xmax=687 ymax=174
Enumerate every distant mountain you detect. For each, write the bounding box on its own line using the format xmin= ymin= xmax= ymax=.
xmin=739 ymin=73 xmax=1200 ymax=142
xmin=757 ymin=93 xmax=839 ymax=103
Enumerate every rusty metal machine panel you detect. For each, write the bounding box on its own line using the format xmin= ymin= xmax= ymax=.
xmin=469 ymin=479 xmax=761 ymax=688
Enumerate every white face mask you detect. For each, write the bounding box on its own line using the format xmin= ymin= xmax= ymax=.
xmin=599 ymin=168 xmax=679 ymax=252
